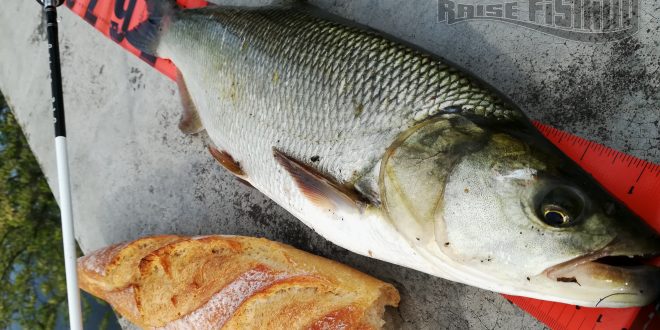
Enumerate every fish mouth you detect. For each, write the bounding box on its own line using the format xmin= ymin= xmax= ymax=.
xmin=542 ymin=240 xmax=660 ymax=307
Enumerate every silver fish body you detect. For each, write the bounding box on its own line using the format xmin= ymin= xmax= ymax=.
xmin=128 ymin=1 xmax=660 ymax=307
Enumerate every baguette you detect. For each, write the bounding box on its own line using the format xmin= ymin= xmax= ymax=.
xmin=78 ymin=235 xmax=400 ymax=329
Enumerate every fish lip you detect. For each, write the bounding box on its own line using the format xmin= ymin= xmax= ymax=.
xmin=544 ymin=239 xmax=659 ymax=279
xmin=543 ymin=238 xmax=660 ymax=277
xmin=539 ymin=238 xmax=660 ymax=306
xmin=544 ymin=243 xmax=617 ymax=277
xmin=542 ymin=238 xmax=660 ymax=298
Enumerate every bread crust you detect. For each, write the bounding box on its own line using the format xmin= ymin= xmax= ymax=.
xmin=78 ymin=235 xmax=400 ymax=329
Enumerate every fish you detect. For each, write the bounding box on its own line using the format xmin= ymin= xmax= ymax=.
xmin=126 ymin=0 xmax=659 ymax=307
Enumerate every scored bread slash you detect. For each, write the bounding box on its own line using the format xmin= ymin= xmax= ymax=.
xmin=77 ymin=235 xmax=183 ymax=290
xmin=77 ymin=235 xmax=400 ymax=329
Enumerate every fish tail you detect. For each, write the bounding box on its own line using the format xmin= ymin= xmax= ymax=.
xmin=125 ymin=0 xmax=178 ymax=56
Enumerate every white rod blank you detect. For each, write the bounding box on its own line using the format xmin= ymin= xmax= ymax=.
xmin=55 ymin=137 xmax=83 ymax=330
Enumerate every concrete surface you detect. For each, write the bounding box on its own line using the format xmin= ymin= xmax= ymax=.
xmin=1 ymin=0 xmax=658 ymax=328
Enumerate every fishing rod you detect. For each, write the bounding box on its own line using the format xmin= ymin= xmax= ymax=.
xmin=35 ymin=0 xmax=83 ymax=329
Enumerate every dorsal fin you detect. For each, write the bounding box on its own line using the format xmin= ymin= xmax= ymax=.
xmin=273 ymin=149 xmax=368 ymax=213
xmin=176 ymin=70 xmax=204 ymax=135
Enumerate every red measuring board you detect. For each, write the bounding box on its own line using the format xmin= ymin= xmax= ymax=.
xmin=63 ymin=0 xmax=208 ymax=79
xmin=63 ymin=1 xmax=660 ymax=329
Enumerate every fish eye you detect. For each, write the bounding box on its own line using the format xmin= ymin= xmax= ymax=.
xmin=542 ymin=205 xmax=572 ymax=226
xmin=537 ymin=187 xmax=584 ymax=228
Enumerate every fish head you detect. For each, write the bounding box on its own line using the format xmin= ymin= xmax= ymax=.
xmin=380 ymin=114 xmax=660 ymax=307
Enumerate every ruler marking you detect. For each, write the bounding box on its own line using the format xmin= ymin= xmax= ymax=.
xmin=636 ymin=164 xmax=648 ymax=183
xmin=565 ymin=307 xmax=579 ymax=329
xmin=577 ymin=315 xmax=587 ymax=330
xmin=580 ymin=145 xmax=590 ymax=161
xmin=543 ymin=126 xmax=552 ymax=136
xmin=551 ymin=307 xmax=561 ymax=330
xmin=556 ymin=304 xmax=568 ymax=329
xmin=591 ymin=314 xmax=603 ymax=330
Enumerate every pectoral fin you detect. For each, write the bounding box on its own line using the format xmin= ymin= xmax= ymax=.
xmin=273 ymin=149 xmax=367 ymax=213
xmin=176 ymin=70 xmax=204 ymax=135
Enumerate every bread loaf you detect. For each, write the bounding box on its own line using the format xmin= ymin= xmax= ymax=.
xmin=78 ymin=235 xmax=400 ymax=329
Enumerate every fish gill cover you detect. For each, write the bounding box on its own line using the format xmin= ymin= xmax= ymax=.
xmin=62 ymin=0 xmax=659 ymax=329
